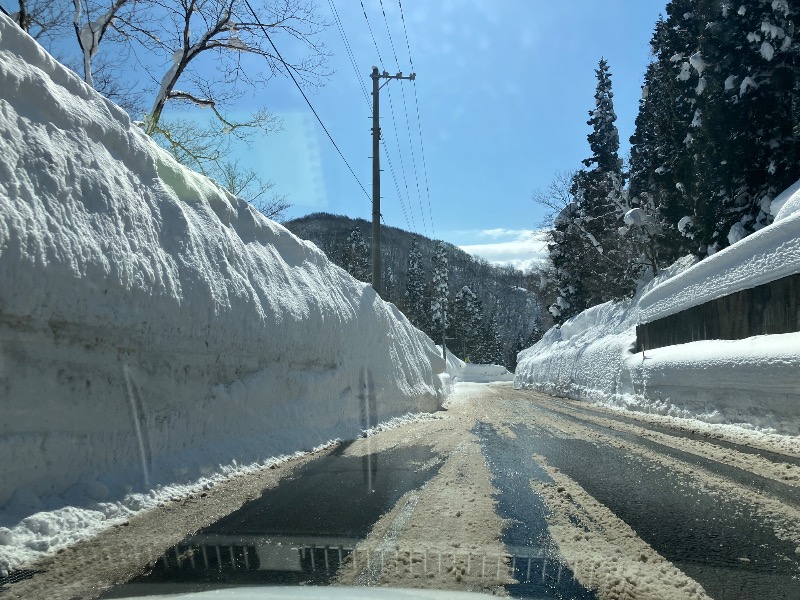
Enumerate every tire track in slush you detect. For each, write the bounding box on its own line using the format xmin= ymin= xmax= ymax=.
xmin=488 ymin=389 xmax=800 ymax=600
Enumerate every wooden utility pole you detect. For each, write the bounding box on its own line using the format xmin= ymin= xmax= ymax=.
xmin=370 ymin=66 xmax=415 ymax=296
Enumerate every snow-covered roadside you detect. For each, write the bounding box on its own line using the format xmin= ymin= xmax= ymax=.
xmin=515 ymin=181 xmax=800 ymax=436
xmin=436 ymin=348 xmax=514 ymax=384
xmin=0 ymin=14 xmax=446 ymax=574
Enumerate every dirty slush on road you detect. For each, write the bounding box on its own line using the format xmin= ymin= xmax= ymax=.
xmin=8 ymin=382 xmax=800 ymax=600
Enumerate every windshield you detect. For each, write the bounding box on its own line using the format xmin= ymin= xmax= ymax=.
xmin=1 ymin=1 xmax=799 ymax=599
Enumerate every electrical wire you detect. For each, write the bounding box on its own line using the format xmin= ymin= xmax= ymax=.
xmin=361 ymin=0 xmax=420 ymax=233
xmin=382 ymin=137 xmax=413 ymax=231
xmin=397 ymin=0 xmax=435 ymax=237
xmin=242 ymin=0 xmax=371 ymax=204
xmin=396 ymin=76 xmax=426 ymax=236
xmin=378 ymin=0 xmax=422 ymax=235
xmin=411 ymin=77 xmax=434 ymax=237
xmin=383 ymin=84 xmax=415 ymax=232
xmin=359 ymin=0 xmax=384 ymax=67
xmin=328 ymin=0 xmax=371 ymax=109
xmin=378 ymin=0 xmax=401 ymax=68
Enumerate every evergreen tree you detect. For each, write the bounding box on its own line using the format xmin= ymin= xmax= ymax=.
xmin=451 ymin=286 xmax=483 ymax=361
xmin=628 ymin=16 xmax=694 ymax=265
xmin=344 ymin=227 xmax=370 ymax=282
xmin=430 ymin=242 xmax=449 ymax=346
xmin=479 ymin=315 xmax=502 ymax=365
xmin=383 ymin=264 xmax=395 ymax=302
xmin=692 ymin=0 xmax=800 ymax=248
xmin=629 ymin=0 xmax=800 ymax=257
xmin=546 ymin=202 xmax=592 ymax=321
xmin=404 ymin=238 xmax=428 ymax=331
xmin=583 ymin=58 xmax=623 ymax=175
xmin=548 ymin=58 xmax=634 ymax=321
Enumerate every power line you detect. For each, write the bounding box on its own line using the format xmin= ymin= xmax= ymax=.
xmin=370 ymin=67 xmax=416 ymax=295
xmin=397 ymin=0 xmax=435 ymax=237
xmin=242 ymin=0 xmax=370 ymax=204
xmin=362 ymin=0 xmax=418 ymax=234
xmin=378 ymin=0 xmax=401 ymax=67
xmin=398 ymin=76 xmax=426 ymax=236
xmin=378 ymin=0 xmax=424 ymax=236
xmin=325 ymin=0 xmax=416 ymax=234
xmin=396 ymin=0 xmax=415 ymax=72
xmin=328 ymin=0 xmax=371 ymax=109
xmin=384 ymin=84 xmax=416 ymax=233
xmin=381 ymin=137 xmax=413 ymax=231
xmin=360 ymin=0 xmax=384 ymax=66
xmin=411 ymin=78 xmax=434 ymax=237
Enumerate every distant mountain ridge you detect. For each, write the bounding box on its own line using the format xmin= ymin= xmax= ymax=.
xmin=284 ymin=212 xmax=547 ymax=368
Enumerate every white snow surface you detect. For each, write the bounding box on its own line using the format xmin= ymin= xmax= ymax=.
xmin=515 ymin=182 xmax=800 ymax=435
xmin=639 ymin=178 xmax=800 ymax=323
xmin=435 ymin=349 xmax=514 ymax=384
xmin=0 ymin=15 xmax=446 ymax=572
xmin=770 ymin=177 xmax=800 ymax=219
xmin=455 ymin=363 xmax=515 ymax=383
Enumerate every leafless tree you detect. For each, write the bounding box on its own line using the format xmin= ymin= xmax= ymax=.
xmin=532 ymin=170 xmax=577 ymax=227
xmin=108 ymin=0 xmax=329 ymax=135
xmin=152 ymin=115 xmax=290 ymax=220
xmin=3 ymin=0 xmax=72 ymax=45
xmin=71 ymin=0 xmax=131 ymax=87
xmin=217 ymin=159 xmax=290 ymax=221
xmin=150 ymin=105 xmax=279 ymax=172
xmin=7 ymin=0 xmax=325 ymax=220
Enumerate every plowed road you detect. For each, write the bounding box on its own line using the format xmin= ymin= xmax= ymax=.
xmin=7 ymin=382 xmax=800 ymax=600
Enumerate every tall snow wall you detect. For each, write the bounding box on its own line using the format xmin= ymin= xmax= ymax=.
xmin=515 ymin=180 xmax=800 ymax=435
xmin=0 ymin=14 xmax=446 ymax=511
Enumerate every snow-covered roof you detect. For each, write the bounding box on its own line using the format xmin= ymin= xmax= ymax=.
xmin=639 ymin=180 xmax=800 ymax=324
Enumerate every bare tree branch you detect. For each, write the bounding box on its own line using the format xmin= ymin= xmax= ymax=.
xmin=140 ymin=0 xmax=330 ymax=134
xmin=217 ymin=159 xmax=291 ymax=221
xmin=72 ymin=0 xmax=131 ymax=86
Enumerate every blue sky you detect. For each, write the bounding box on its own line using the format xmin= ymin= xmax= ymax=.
xmin=16 ymin=0 xmax=668 ymax=268
xmin=228 ymin=0 xmax=669 ymax=268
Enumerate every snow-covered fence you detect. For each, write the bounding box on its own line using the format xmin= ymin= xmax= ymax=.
xmin=636 ymin=271 xmax=800 ymax=351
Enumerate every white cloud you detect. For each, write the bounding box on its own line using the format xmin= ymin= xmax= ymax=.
xmin=458 ymin=229 xmax=549 ymax=272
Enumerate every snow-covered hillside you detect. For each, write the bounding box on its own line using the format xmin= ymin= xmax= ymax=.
xmin=515 ymin=182 xmax=800 ymax=436
xmin=0 ymin=14 xmax=447 ymax=571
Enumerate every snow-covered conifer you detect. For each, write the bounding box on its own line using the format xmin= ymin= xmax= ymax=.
xmin=548 ymin=58 xmax=635 ymax=317
xmin=404 ymin=238 xmax=428 ymax=331
xmin=430 ymin=242 xmax=449 ymax=343
xmin=344 ymin=228 xmax=370 ymax=283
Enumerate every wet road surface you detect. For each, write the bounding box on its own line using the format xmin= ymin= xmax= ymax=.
xmin=20 ymin=384 xmax=798 ymax=600
xmin=103 ymin=445 xmax=441 ymax=596
xmin=488 ymin=388 xmax=800 ymax=599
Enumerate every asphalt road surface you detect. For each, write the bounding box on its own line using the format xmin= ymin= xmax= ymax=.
xmin=8 ymin=382 xmax=800 ymax=600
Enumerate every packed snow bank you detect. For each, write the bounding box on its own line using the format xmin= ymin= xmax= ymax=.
xmin=516 ymin=183 xmax=800 ymax=434
xmin=0 ymin=13 xmax=446 ymax=569
xmin=456 ymin=363 xmax=515 ymax=383
xmin=640 ymin=178 xmax=800 ymax=323
xmin=438 ymin=346 xmax=466 ymax=379
xmin=435 ymin=349 xmax=513 ymax=383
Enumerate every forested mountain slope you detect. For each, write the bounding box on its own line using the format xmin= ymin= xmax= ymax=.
xmin=285 ymin=213 xmax=547 ymax=369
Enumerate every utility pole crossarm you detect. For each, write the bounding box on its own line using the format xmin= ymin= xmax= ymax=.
xmin=370 ymin=66 xmax=416 ymax=297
